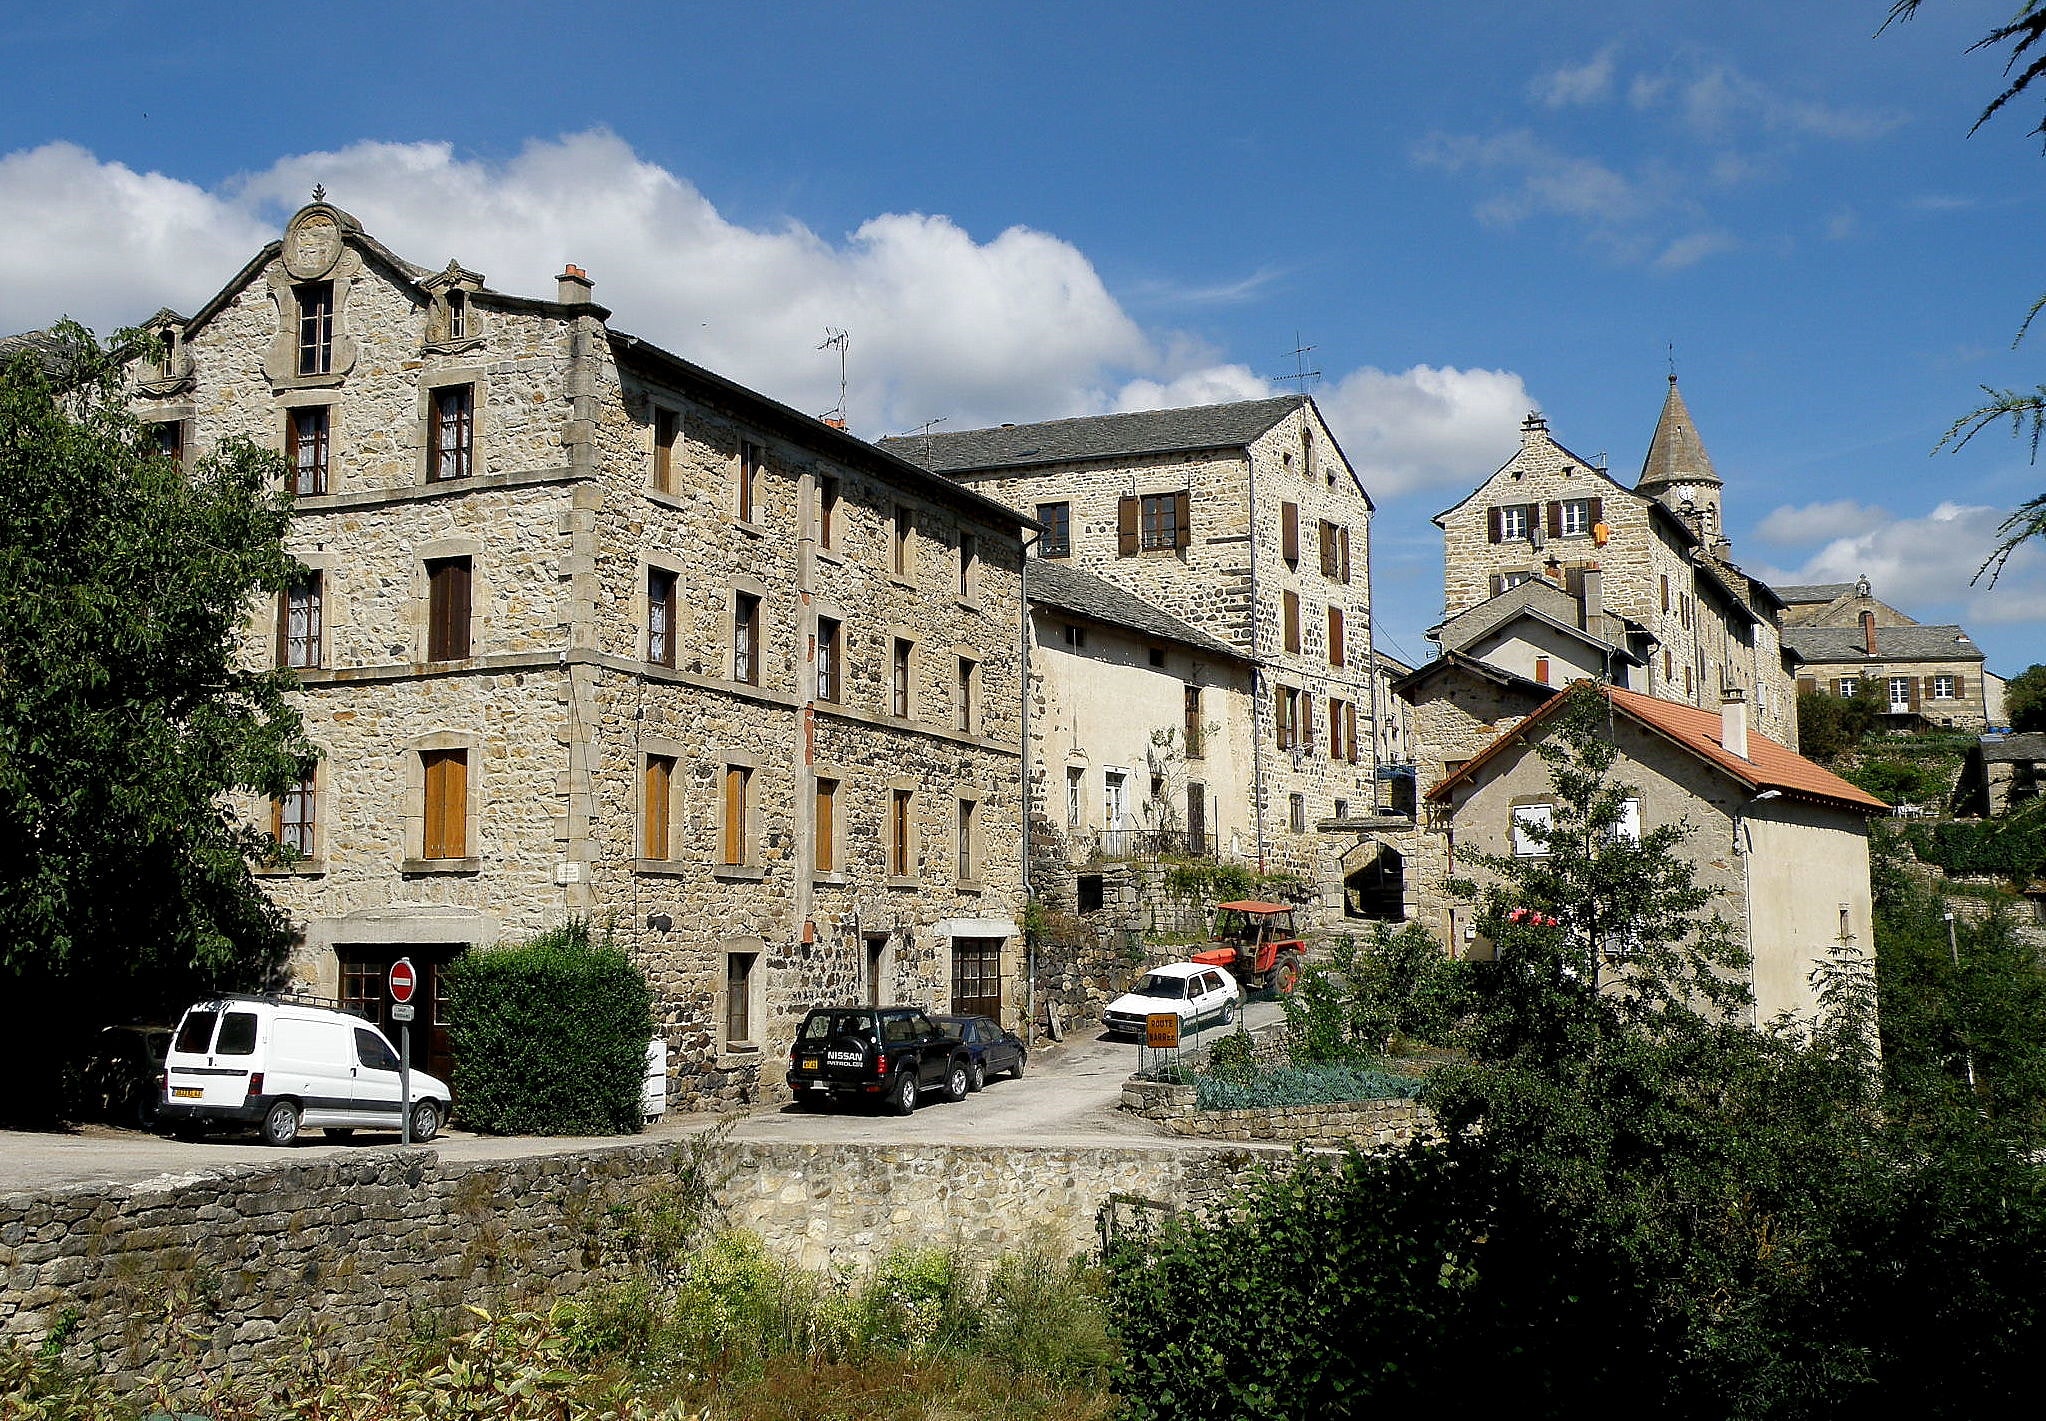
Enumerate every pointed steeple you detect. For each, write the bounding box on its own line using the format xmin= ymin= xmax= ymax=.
xmin=1637 ymin=374 xmax=1719 ymax=493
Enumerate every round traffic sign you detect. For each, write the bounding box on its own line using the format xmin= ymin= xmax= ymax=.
xmin=389 ymin=958 xmax=418 ymax=1005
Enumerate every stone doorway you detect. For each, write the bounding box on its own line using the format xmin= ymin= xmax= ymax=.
xmin=1344 ymin=844 xmax=1406 ymax=921
xmin=950 ymin=937 xmax=1003 ymax=1019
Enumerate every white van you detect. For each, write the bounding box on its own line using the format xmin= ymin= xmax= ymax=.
xmin=160 ymin=995 xmax=452 ymax=1146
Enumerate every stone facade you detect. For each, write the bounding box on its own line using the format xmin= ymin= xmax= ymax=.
xmin=1780 ymin=578 xmax=1994 ymax=731
xmin=131 ymin=203 xmax=1031 ymax=1109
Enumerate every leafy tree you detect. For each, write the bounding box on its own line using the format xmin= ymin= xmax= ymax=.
xmin=2005 ymin=661 xmax=2046 ymax=730
xmin=1796 ymin=679 xmax=1884 ymax=760
xmin=0 ymin=324 xmax=311 ymax=1117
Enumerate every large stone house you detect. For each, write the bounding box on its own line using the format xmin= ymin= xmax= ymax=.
xmin=1779 ymin=576 xmax=1998 ymax=730
xmin=1426 ymin=685 xmax=1885 ymax=1020
xmin=884 ymin=397 xmax=1382 ymax=900
xmin=125 ymin=201 xmax=1032 ymax=1107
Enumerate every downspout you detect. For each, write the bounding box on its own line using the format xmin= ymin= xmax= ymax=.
xmin=1245 ymin=451 xmax=1269 ymax=874
xmin=1018 ymin=528 xmax=1038 ymax=1037
xmin=1365 ymin=510 xmax=1382 ymax=805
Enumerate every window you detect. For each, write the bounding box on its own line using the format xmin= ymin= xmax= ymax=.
xmin=1289 ymin=794 xmax=1307 ymax=833
xmin=296 ymin=281 xmax=333 ymax=376
xmin=150 ymin=420 xmax=185 ymax=466
xmin=1497 ymin=504 xmax=1530 ymax=541
xmin=1559 ymin=499 xmax=1593 ymax=537
xmin=733 ymin=593 xmax=760 ymax=684
xmin=725 ymin=951 xmax=757 ymax=1046
xmin=1330 ymin=697 xmax=1347 ymax=760
xmin=1836 ymin=677 xmax=1859 ymax=697
xmin=428 ymin=384 xmax=474 ymax=481
xmin=1535 ymin=656 xmax=1551 ymax=685
xmin=422 ymin=749 xmax=468 ymax=859
xmin=890 ymin=788 xmax=913 ymax=876
xmin=818 ymin=475 xmax=839 ymax=550
xmin=1276 ymin=685 xmax=1300 ymax=750
xmin=721 ymin=765 xmax=751 ymax=865
xmin=956 ymin=656 xmax=977 ymax=732
xmin=1105 ymin=772 xmax=1127 ymax=829
xmin=1039 ymin=501 xmax=1071 ymax=558
xmin=647 ymin=568 xmax=677 ymax=668
xmin=814 ymin=777 xmax=838 ymax=872
xmin=275 ymin=771 xmax=316 ymax=858
xmin=1615 ymin=798 xmax=1641 ymax=846
xmin=447 ymin=289 xmax=468 ymax=341
xmin=279 ymin=573 xmax=323 ymax=669
xmin=1889 ymin=676 xmax=1913 ymax=710
xmin=1282 ymin=591 xmax=1302 ymax=654
xmin=816 ymin=617 xmax=841 ymax=703
xmin=1334 ymin=797 xmax=1350 ymax=820
xmin=893 ymin=504 xmax=913 ymax=576
xmin=653 ymin=408 xmax=679 ymax=495
xmin=958 ymin=533 xmax=977 ymax=600
xmin=1511 ymin=803 xmax=1553 ymax=857
xmin=1328 ymin=606 xmax=1345 ymax=667
xmin=643 ymin=755 xmax=675 ymax=860
xmin=1185 ymin=686 xmax=1204 ymax=757
xmin=425 ymin=557 xmax=471 ymax=661
xmin=738 ymin=440 xmax=764 ymax=522
xmin=1934 ymin=674 xmax=1957 ymax=699
xmin=1066 ymin=767 xmax=1084 ymax=829
xmin=957 ymin=799 xmax=977 ymax=880
xmin=1139 ymin=491 xmax=1184 ymax=551
xmin=1319 ymin=520 xmax=1342 ymax=578
xmin=892 ymin=638 xmax=913 ymax=717
xmin=1148 ymin=647 xmax=1166 ymax=668
xmin=1061 ymin=623 xmax=1086 ymax=648
xmin=287 ymin=406 xmax=330 ymax=496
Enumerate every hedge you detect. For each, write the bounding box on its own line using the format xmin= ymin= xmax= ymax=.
xmin=447 ymin=919 xmax=654 ymax=1135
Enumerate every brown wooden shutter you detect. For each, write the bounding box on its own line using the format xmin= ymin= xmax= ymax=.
xmin=1117 ymin=495 xmax=1139 ymax=556
xmin=1174 ymin=489 xmax=1192 ymax=548
xmin=275 ymin=593 xmax=291 ymax=668
xmin=423 ymin=750 xmax=466 ymax=859
xmin=1328 ymin=606 xmax=1345 ymax=666
xmin=1282 ymin=502 xmax=1300 ymax=562
xmin=1660 ymin=574 xmax=1670 ymax=612
xmin=723 ymin=766 xmax=747 ymax=865
xmin=1338 ymin=525 xmax=1352 ymax=583
xmin=1346 ymin=702 xmax=1359 ymax=763
xmin=1545 ymin=501 xmax=1562 ymax=537
xmin=814 ymin=779 xmax=835 ymax=873
xmin=1489 ymin=573 xmax=1504 ymax=597
xmin=1909 ymin=678 xmax=1922 ymax=711
xmin=1588 ymin=497 xmax=1603 ymax=526
xmin=1954 ymin=674 xmax=1968 ymax=699
xmin=1488 ymin=507 xmax=1503 ymax=544
xmin=1283 ymin=591 xmax=1301 ymax=652
xmin=644 ymin=757 xmax=672 ymax=860
xmin=1798 ymin=676 xmax=1817 ymax=696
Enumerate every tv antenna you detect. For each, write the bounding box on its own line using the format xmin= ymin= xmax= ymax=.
xmin=818 ymin=328 xmax=850 ymax=426
xmin=902 ymin=416 xmax=946 ymax=465
xmin=1268 ymin=331 xmax=1321 ymax=394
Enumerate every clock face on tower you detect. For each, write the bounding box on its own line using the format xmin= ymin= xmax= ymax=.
xmin=284 ymin=209 xmax=343 ymax=281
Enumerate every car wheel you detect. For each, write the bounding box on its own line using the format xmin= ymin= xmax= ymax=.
xmin=1011 ymin=1050 xmax=1027 ymax=1079
xmin=323 ymin=1127 xmax=356 ymax=1141
xmin=410 ymin=1100 xmax=441 ymax=1144
xmin=260 ymin=1099 xmax=300 ymax=1148
xmin=889 ymin=1070 xmax=918 ymax=1116
xmin=944 ymin=1058 xmax=971 ymax=1103
xmin=1221 ymin=996 xmax=1238 ymax=1026
xmin=968 ymin=1058 xmax=986 ymax=1092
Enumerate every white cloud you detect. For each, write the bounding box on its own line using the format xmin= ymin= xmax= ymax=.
xmin=1757 ymin=499 xmax=1887 ymax=546
xmin=1114 ymin=364 xmax=1273 ymax=412
xmin=1631 ymin=60 xmax=1903 ymax=142
xmin=1754 ymin=500 xmax=2046 ymax=632
xmin=1653 ymin=231 xmax=1738 ymax=270
xmin=1415 ymin=130 xmax=1653 ymax=228
xmin=1315 ymin=364 xmax=1533 ymax=501
xmin=1530 ymin=47 xmax=1617 ymax=108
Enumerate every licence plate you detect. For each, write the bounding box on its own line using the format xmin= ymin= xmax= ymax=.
xmin=172 ymin=1087 xmax=202 ymax=1099
xmin=801 ymin=1057 xmax=820 ymax=1071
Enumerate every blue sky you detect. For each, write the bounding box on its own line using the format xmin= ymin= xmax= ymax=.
xmin=3 ymin=1 xmax=2042 ymax=674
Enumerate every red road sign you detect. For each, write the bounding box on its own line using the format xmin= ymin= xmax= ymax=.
xmin=389 ymin=958 xmax=418 ymax=1005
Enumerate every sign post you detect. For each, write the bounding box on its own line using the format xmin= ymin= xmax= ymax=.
xmin=389 ymin=958 xmax=418 ymax=1145
xmin=1143 ymin=1011 xmax=1181 ymax=1077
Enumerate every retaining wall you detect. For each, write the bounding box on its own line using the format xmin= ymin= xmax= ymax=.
xmin=1118 ymin=1077 xmax=1432 ymax=1148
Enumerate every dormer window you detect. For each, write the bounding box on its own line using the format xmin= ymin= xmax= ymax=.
xmin=153 ymin=327 xmax=179 ymax=378
xmin=296 ymin=282 xmax=334 ymax=376
xmin=447 ymin=290 xmax=467 ymax=341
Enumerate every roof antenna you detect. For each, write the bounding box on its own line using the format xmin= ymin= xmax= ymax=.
xmin=1269 ymin=331 xmax=1321 ymax=395
xmin=906 ymin=416 xmax=946 ymax=465
xmin=817 ymin=328 xmax=850 ymax=428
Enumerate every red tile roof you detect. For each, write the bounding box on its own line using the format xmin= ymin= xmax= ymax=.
xmin=1425 ymin=684 xmax=1888 ymax=814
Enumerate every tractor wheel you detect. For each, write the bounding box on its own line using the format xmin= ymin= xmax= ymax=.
xmin=1272 ymin=952 xmax=1305 ymax=996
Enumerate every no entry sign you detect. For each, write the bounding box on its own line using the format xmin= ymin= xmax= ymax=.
xmin=389 ymin=958 xmax=418 ymax=1005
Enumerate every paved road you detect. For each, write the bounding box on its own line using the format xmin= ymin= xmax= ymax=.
xmin=0 ymin=997 xmax=1288 ymax=1193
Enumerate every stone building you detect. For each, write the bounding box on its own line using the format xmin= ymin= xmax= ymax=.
xmin=126 ymin=201 xmax=1032 ymax=1107
xmin=1427 ymin=685 xmax=1885 ymax=1019
xmin=1957 ymin=731 xmax=2046 ymax=817
xmin=884 ymin=397 xmax=1381 ymax=901
xmin=1779 ymin=576 xmax=1997 ymax=730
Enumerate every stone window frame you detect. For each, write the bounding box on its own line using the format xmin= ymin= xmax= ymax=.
xmin=956 ymin=530 xmax=980 ymax=606
xmin=416 ymin=367 xmax=488 ymax=485
xmin=956 ymin=792 xmax=981 ymax=888
xmin=813 ymin=606 xmax=846 ymax=705
xmin=890 ymin=631 xmax=918 ymax=722
xmin=718 ymin=935 xmax=767 ymax=1055
xmin=886 ymin=777 xmax=918 ymax=887
xmin=640 ymin=555 xmax=683 ymax=669
xmin=811 ymin=764 xmax=846 ymax=881
xmin=816 ymin=472 xmax=842 ymax=556
xmin=1066 ymin=764 xmax=1086 ymax=831
xmin=650 ymin=402 xmax=684 ymax=497
xmin=263 ymin=259 xmax=360 ymax=390
xmin=281 ymin=398 xmax=335 ymax=497
xmin=403 ymin=729 xmax=482 ymax=875
xmin=730 ymin=578 xmax=769 ymax=687
xmin=637 ymin=735 xmax=685 ymax=866
xmin=714 ymin=746 xmax=764 ymax=880
xmin=277 ymin=569 xmax=326 ymax=671
xmin=735 ymin=437 xmax=767 ymax=529
xmin=1288 ymin=793 xmax=1307 ymax=834
xmin=146 ymin=411 xmax=192 ymax=469
xmin=890 ymin=502 xmax=918 ymax=585
xmin=414 ymin=539 xmax=482 ymax=664
xmin=257 ymin=747 xmax=329 ymax=877
xmin=954 ymin=646 xmax=980 ymax=735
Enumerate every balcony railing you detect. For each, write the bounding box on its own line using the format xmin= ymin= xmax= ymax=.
xmin=1084 ymin=828 xmax=1212 ymax=862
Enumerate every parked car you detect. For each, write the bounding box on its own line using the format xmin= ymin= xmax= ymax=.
xmin=1101 ymin=963 xmax=1240 ymax=1039
xmin=933 ymin=1014 xmax=1027 ymax=1090
xmin=785 ymin=1005 xmax=972 ymax=1114
xmin=75 ymin=1024 xmax=173 ymax=1129
xmin=160 ymin=995 xmax=451 ymax=1146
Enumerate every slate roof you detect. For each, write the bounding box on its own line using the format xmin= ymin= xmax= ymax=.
xmin=1774 ymin=583 xmax=1857 ymax=605
xmin=1432 ymin=577 xmax=1648 ymax=664
xmin=1427 ymin=684 xmax=1888 ymax=814
xmin=879 ymin=396 xmax=1308 ymax=474
xmin=1980 ymin=732 xmax=2046 ymax=764
xmin=0 ymin=326 xmax=91 ymax=377
xmin=1027 ymin=559 xmax=1245 ymax=660
xmin=1781 ymin=624 xmax=1987 ymax=663
xmin=1637 ymin=375 xmax=1720 ymax=491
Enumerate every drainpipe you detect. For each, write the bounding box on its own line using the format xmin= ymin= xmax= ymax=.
xmin=1245 ymin=450 xmax=1269 ymax=874
xmin=1018 ymin=528 xmax=1039 ymax=1037
xmin=1735 ymin=787 xmax=1781 ymax=1027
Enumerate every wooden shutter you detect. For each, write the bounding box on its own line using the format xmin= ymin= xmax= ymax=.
xmin=1328 ymin=606 xmax=1345 ymax=667
xmin=1488 ymin=507 xmax=1503 ymax=544
xmin=1909 ymin=678 xmax=1922 ymax=711
xmin=1588 ymin=497 xmax=1603 ymax=526
xmin=1660 ymin=574 xmax=1670 ymax=612
xmin=1545 ymin=501 xmax=1562 ymax=537
xmin=429 ymin=559 xmax=471 ymax=660
xmin=1798 ymin=676 xmax=1817 ymax=696
xmin=814 ymin=779 xmax=836 ymax=873
xmin=1536 ymin=657 xmax=1551 ymax=685
xmin=275 ymin=593 xmax=291 ymax=668
xmin=644 ymin=757 xmax=672 ymax=860
xmin=1282 ymin=502 xmax=1300 ymax=562
xmin=1283 ymin=591 xmax=1301 ymax=652
xmin=423 ymin=751 xmax=466 ymax=859
xmin=1346 ymin=702 xmax=1359 ymax=763
xmin=1117 ymin=496 xmax=1139 ymax=556
xmin=1489 ymin=573 xmax=1504 ymax=598
xmin=723 ymin=766 xmax=747 ymax=865
xmin=1338 ymin=526 xmax=1351 ymax=584
xmin=1954 ymin=674 xmax=1968 ymax=699
xmin=1174 ymin=489 xmax=1192 ymax=548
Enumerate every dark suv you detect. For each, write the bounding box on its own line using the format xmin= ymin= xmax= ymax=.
xmin=786 ymin=1006 xmax=972 ymax=1114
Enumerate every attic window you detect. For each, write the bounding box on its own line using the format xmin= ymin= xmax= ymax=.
xmin=447 ymin=290 xmax=468 ymax=340
xmin=296 ymin=282 xmax=333 ymax=376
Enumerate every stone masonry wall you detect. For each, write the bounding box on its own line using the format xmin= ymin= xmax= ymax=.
xmin=1119 ymin=1077 xmax=1433 ymax=1150
xmin=0 ymin=1136 xmax=1284 ymax=1386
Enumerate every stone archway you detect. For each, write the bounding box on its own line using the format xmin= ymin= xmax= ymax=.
xmin=1344 ymin=843 xmax=1406 ymax=921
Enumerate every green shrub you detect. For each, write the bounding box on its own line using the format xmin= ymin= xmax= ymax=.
xmin=447 ymin=918 xmax=654 ymax=1135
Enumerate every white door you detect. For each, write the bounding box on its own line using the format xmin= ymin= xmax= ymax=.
xmin=350 ymin=1026 xmax=407 ymax=1124
xmin=1889 ymin=677 xmax=1912 ymax=714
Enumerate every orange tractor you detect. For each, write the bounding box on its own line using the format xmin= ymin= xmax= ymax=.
xmin=1189 ymin=900 xmax=1308 ymax=997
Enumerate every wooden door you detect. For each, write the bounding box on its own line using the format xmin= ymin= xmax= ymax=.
xmin=950 ymin=938 xmax=1003 ymax=1019
xmin=338 ymin=944 xmax=462 ymax=1082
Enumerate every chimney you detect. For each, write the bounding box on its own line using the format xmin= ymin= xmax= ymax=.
xmin=556 ymin=264 xmax=593 ymax=305
xmin=1861 ymin=609 xmax=1877 ymax=656
xmin=1579 ymin=563 xmax=1604 ymax=637
xmin=1721 ymin=687 xmax=1749 ymax=761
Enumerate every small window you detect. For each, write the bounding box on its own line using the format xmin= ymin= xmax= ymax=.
xmin=958 ymin=533 xmax=977 ymax=600
xmin=956 ymin=656 xmax=977 ymax=733
xmin=1276 ymin=686 xmax=1300 ymax=750
xmin=150 ymin=420 xmax=185 ymax=467
xmin=957 ymin=799 xmax=977 ymax=880
xmin=425 ymin=557 xmax=472 ymax=662
xmin=816 ymin=617 xmax=841 ymax=703
xmin=275 ymin=771 xmax=316 ymax=857
xmin=1836 ymin=678 xmax=1859 ymax=697
xmin=815 ymin=777 xmax=838 ymax=873
xmin=1330 ymin=697 xmax=1347 ymax=760
xmin=1934 ymin=674 xmax=1956 ymax=699
xmin=446 ymin=289 xmax=468 ymax=341
xmin=1038 ymin=501 xmax=1071 ymax=558
xmin=1502 ymin=571 xmax=1533 ymax=590
xmin=1614 ymin=798 xmax=1641 ymax=845
xmin=1184 ymin=686 xmax=1204 ymax=758
xmin=1289 ymin=794 xmax=1306 ymax=833
xmin=653 ymin=408 xmax=680 ymax=495
xmin=1066 ymin=767 xmax=1084 ymax=829
xmin=1319 ymin=520 xmax=1341 ymax=579
xmin=733 ymin=593 xmax=761 ymax=684
xmin=279 ymin=573 xmax=323 ymax=670
xmin=288 ymin=406 xmax=330 ymax=496
xmin=1139 ymin=491 xmax=1183 ymax=551
xmin=1499 ymin=504 xmax=1529 ymax=541
xmin=296 ymin=281 xmax=333 ymax=376
xmin=1511 ymin=803 xmax=1553 ymax=857
xmin=738 ymin=440 xmax=764 ymax=522
xmin=428 ymin=384 xmax=474 ymax=481
xmin=422 ymin=749 xmax=468 ymax=859
xmin=1077 ymin=873 xmax=1105 ymax=913
xmin=1535 ymin=656 xmax=1551 ymax=685
xmin=643 ymin=755 xmax=675 ymax=860
xmin=818 ymin=475 xmax=840 ymax=550
xmin=1334 ymin=797 xmax=1349 ymax=820
xmin=890 ymin=788 xmax=914 ymax=877
xmin=1559 ymin=499 xmax=1592 ymax=537
xmin=725 ymin=951 xmax=758 ymax=1046
xmin=1148 ymin=647 xmax=1166 ymax=668
xmin=892 ymin=638 xmax=913 ymax=718
xmin=893 ymin=504 xmax=914 ymax=576
xmin=648 ymin=568 xmax=678 ymax=668
xmin=215 ymin=1012 xmax=259 ymax=1056
xmin=1061 ymin=623 xmax=1086 ymax=648
xmin=722 ymin=765 xmax=751 ymax=865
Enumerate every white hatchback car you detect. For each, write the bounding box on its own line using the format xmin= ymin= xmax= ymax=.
xmin=1102 ymin=963 xmax=1240 ymax=1038
xmin=160 ymin=996 xmax=451 ymax=1146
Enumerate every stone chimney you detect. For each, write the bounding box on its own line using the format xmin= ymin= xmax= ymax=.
xmin=556 ymin=264 xmax=593 ymax=304
xmin=1579 ymin=563 xmax=1604 ymax=638
xmin=1721 ymin=687 xmax=1749 ymax=761
xmin=1861 ymin=609 xmax=1877 ymax=656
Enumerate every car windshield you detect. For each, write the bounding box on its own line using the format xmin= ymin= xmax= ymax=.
xmin=799 ymin=1011 xmax=873 ymax=1044
xmin=1132 ymin=975 xmax=1190 ymax=999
